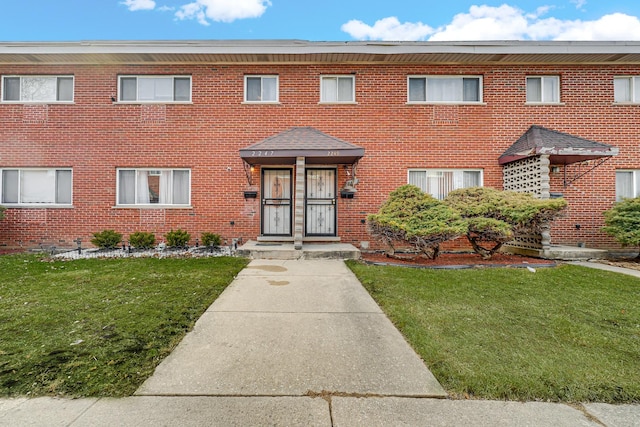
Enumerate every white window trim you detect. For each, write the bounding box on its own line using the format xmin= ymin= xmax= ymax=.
xmin=115 ymin=168 xmax=192 ymax=208
xmin=116 ymin=75 xmax=192 ymax=104
xmin=1 ymin=75 xmax=75 ymax=104
xmin=406 ymin=75 xmax=484 ymax=104
xmin=525 ymin=76 xmax=561 ymax=104
xmin=319 ymin=75 xmax=356 ymax=104
xmin=243 ymin=75 xmax=280 ymax=104
xmin=0 ymin=168 xmax=73 ymax=207
xmin=613 ymin=76 xmax=640 ymax=104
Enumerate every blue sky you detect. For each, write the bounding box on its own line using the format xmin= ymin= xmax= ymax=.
xmin=2 ymin=1 xmax=640 ymax=41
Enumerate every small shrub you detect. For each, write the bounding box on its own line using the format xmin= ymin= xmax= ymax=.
xmin=201 ymin=232 xmax=222 ymax=247
xmin=0 ymin=205 xmax=5 ymax=220
xmin=129 ymin=231 xmax=156 ymax=249
xmin=367 ymin=185 xmax=466 ymax=259
xmin=165 ymin=229 xmax=191 ymax=247
xmin=603 ymin=197 xmax=640 ymax=260
xmin=91 ymin=229 xmax=123 ymax=249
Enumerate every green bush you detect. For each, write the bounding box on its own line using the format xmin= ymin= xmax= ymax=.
xmin=0 ymin=205 xmax=5 ymax=220
xmin=165 ymin=229 xmax=191 ymax=247
xmin=201 ymin=232 xmax=222 ymax=247
xmin=445 ymin=187 xmax=567 ymax=259
xmin=128 ymin=231 xmax=156 ymax=249
xmin=603 ymin=197 xmax=640 ymax=260
xmin=367 ymin=185 xmax=466 ymax=259
xmin=91 ymin=230 xmax=123 ymax=249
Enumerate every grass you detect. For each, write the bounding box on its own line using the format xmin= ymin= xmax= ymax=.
xmin=0 ymin=253 xmax=248 ymax=397
xmin=346 ymin=261 xmax=640 ymax=403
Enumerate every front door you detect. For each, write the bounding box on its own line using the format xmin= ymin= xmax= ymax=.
xmin=305 ymin=168 xmax=337 ymax=236
xmin=261 ymin=169 xmax=292 ymax=236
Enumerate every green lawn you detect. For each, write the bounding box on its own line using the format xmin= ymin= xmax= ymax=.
xmin=0 ymin=254 xmax=248 ymax=397
xmin=346 ymin=261 xmax=640 ymax=403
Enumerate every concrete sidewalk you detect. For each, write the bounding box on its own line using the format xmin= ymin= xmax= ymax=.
xmin=1 ymin=259 xmax=639 ymax=426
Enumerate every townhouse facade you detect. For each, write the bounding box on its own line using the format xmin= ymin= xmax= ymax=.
xmin=0 ymin=40 xmax=639 ymax=254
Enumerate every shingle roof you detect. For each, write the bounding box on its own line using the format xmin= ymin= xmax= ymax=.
xmin=240 ymin=127 xmax=364 ymax=165
xmin=498 ymin=125 xmax=619 ymax=165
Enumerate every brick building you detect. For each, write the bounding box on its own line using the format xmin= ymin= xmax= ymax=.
xmin=0 ymin=40 xmax=639 ymax=255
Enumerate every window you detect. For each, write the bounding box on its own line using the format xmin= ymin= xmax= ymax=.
xmin=118 ymin=76 xmax=191 ymax=102
xmin=117 ymin=169 xmax=190 ymax=206
xmin=2 ymin=76 xmax=73 ymax=102
xmin=615 ymin=170 xmax=640 ymax=201
xmin=408 ymin=76 xmax=481 ymax=103
xmin=244 ymin=75 xmax=278 ymax=102
xmin=320 ymin=76 xmax=355 ymax=103
xmin=1 ymin=168 xmax=72 ymax=205
xmin=526 ymin=76 xmax=560 ymax=103
xmin=614 ymin=77 xmax=640 ymax=103
xmin=408 ymin=169 xmax=482 ymax=200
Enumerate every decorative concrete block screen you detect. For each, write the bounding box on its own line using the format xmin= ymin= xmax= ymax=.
xmin=502 ymin=155 xmax=551 ymax=251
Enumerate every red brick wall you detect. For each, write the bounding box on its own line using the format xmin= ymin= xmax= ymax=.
xmin=1 ymin=62 xmax=638 ymax=250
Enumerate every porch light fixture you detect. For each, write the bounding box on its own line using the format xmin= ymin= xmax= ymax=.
xmin=243 ymin=161 xmax=255 ymax=186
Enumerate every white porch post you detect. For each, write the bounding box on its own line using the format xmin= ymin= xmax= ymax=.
xmin=294 ymin=157 xmax=305 ymax=250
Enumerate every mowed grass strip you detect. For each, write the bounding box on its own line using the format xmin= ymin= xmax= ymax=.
xmin=0 ymin=254 xmax=248 ymax=397
xmin=346 ymin=261 xmax=640 ymax=403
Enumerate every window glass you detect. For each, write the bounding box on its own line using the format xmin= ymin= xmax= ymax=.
xmin=57 ymin=77 xmax=74 ymax=101
xmin=118 ymin=169 xmax=190 ymax=205
xmin=246 ymin=77 xmax=262 ymax=101
xmin=21 ymin=77 xmax=57 ymax=102
xmin=21 ymin=170 xmax=56 ymax=203
xmin=408 ymin=76 xmax=481 ymax=103
xmin=337 ymin=77 xmax=353 ymax=101
xmin=526 ymin=76 xmax=559 ymax=103
xmin=174 ymin=77 xmax=191 ymax=102
xmin=408 ymin=78 xmax=426 ymax=102
xmin=409 ymin=169 xmax=482 ymax=200
xmin=615 ymin=171 xmax=639 ymax=201
xmin=56 ymin=170 xmax=72 ymax=204
xmin=262 ymin=77 xmax=278 ymax=101
xmin=120 ymin=77 xmax=137 ymax=101
xmin=1 ymin=170 xmax=19 ymax=203
xmin=3 ymin=77 xmax=20 ymax=101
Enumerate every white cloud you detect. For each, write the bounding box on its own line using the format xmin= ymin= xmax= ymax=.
xmin=341 ymin=17 xmax=434 ymax=41
xmin=571 ymin=0 xmax=587 ymax=10
xmin=342 ymin=4 xmax=640 ymax=41
xmin=175 ymin=0 xmax=271 ymax=24
xmin=121 ymin=0 xmax=156 ymax=11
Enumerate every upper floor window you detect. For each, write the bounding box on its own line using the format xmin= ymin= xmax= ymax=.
xmin=408 ymin=76 xmax=482 ymax=103
xmin=616 ymin=170 xmax=640 ymax=201
xmin=526 ymin=76 xmax=560 ymax=103
xmin=118 ymin=76 xmax=191 ymax=103
xmin=244 ymin=75 xmax=278 ymax=103
xmin=614 ymin=77 xmax=640 ymax=103
xmin=408 ymin=169 xmax=482 ymax=200
xmin=2 ymin=76 xmax=73 ymax=103
xmin=320 ymin=75 xmax=355 ymax=103
xmin=1 ymin=168 xmax=72 ymax=205
xmin=117 ymin=168 xmax=190 ymax=206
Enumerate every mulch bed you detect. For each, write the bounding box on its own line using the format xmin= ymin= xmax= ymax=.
xmin=360 ymin=251 xmax=557 ymax=269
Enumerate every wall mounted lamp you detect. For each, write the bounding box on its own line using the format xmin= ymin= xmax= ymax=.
xmin=243 ymin=161 xmax=255 ymax=186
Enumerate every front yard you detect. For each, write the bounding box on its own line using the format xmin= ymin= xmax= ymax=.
xmin=0 ymin=254 xmax=248 ymax=397
xmin=347 ymin=261 xmax=640 ymax=403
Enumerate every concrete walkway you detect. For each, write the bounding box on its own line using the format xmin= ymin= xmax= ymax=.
xmin=1 ymin=259 xmax=639 ymax=426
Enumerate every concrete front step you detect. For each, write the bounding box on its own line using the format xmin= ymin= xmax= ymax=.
xmin=237 ymin=241 xmax=361 ymax=260
xmin=504 ymin=245 xmax=608 ymax=261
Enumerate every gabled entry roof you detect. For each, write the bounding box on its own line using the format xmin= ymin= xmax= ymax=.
xmin=240 ymin=127 xmax=365 ymax=165
xmin=498 ymin=125 xmax=619 ymax=165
